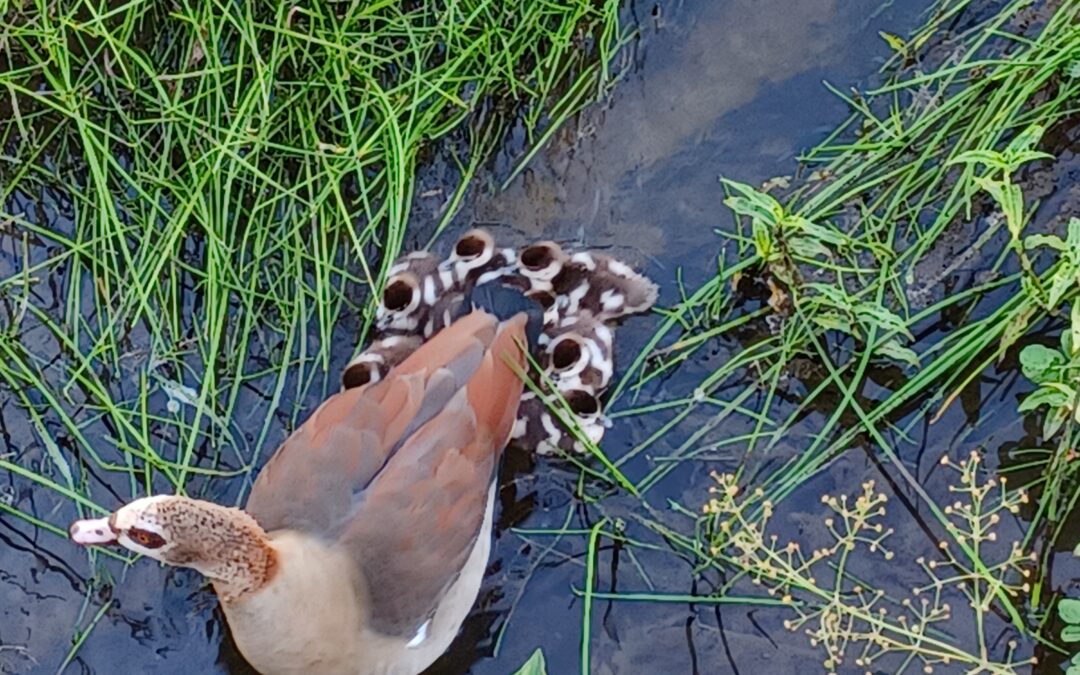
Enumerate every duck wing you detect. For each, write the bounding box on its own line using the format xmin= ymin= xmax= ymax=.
xmin=246 ymin=311 xmax=526 ymax=637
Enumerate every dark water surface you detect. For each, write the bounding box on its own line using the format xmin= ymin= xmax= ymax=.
xmin=11 ymin=0 xmax=1076 ymax=673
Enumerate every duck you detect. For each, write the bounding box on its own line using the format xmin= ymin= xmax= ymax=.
xmin=375 ymin=250 xmax=468 ymax=340
xmin=440 ymin=228 xmax=519 ymax=290
xmin=516 ymin=241 xmax=658 ymax=324
xmin=70 ymin=310 xmax=528 ymax=675
xmin=509 ymin=313 xmax=612 ymax=455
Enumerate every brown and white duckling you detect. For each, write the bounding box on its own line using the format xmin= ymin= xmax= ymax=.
xmin=511 ymin=388 xmax=606 ymax=456
xmin=341 ymin=334 xmax=423 ymax=389
xmin=516 ymin=241 xmax=658 ymax=323
xmin=374 ymin=251 xmax=446 ymax=338
xmin=441 ymin=228 xmax=519 ymax=290
xmin=537 ymin=312 xmax=614 ymax=394
xmin=71 ymin=311 xmax=528 ymax=675
xmin=374 ymin=230 xmax=519 ymax=344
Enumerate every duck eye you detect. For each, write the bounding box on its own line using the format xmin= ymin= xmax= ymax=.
xmin=128 ymin=529 xmax=166 ymax=549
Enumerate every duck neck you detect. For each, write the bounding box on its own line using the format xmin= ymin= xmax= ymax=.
xmin=178 ymin=500 xmax=277 ymax=603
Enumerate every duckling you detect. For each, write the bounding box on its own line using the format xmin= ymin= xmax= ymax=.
xmin=441 ymin=228 xmax=519 ymax=290
xmin=71 ymin=311 xmax=528 ymax=675
xmin=341 ymin=335 xmax=423 ymax=390
xmin=516 ymin=241 xmax=658 ymax=323
xmin=511 ymin=388 xmax=607 ymax=456
xmin=375 ymin=230 xmax=522 ymax=343
xmin=374 ymin=252 xmax=447 ymax=338
xmin=537 ymin=312 xmax=614 ymax=394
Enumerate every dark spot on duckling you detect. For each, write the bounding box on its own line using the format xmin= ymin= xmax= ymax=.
xmin=551 ymin=338 xmax=583 ymax=371
xmin=564 ymin=389 xmax=601 ymax=416
xmin=342 ymin=363 xmax=375 ymax=389
xmin=526 ymin=290 xmax=555 ymax=308
xmin=455 ymin=234 xmax=488 ymax=259
xmin=383 ymin=279 xmax=416 ymax=311
xmin=520 ymin=244 xmax=558 ymax=271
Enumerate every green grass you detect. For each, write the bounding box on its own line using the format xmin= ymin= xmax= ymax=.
xmin=0 ymin=2 xmax=626 ymax=662
xmin=0 ymin=0 xmax=624 ymax=514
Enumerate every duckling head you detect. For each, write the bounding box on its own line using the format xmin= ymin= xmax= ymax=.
xmin=517 ymin=241 xmax=566 ymax=290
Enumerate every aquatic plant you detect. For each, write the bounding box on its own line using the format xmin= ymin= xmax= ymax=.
xmin=578 ymin=0 xmax=1080 ymax=670
xmin=1057 ymin=598 xmax=1080 ymax=674
xmin=701 ymin=453 xmax=1035 ymax=674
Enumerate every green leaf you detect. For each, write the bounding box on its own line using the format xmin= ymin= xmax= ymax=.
xmin=874 ymin=338 xmax=920 ymax=368
xmin=1019 ymin=344 xmax=1065 ymax=383
xmin=725 ymin=196 xmax=773 ymax=224
xmin=974 ymin=176 xmax=1025 ymax=239
xmin=949 ymin=149 xmax=1007 ymax=169
xmin=1072 ymin=301 xmax=1080 ymax=355
xmin=1044 ymin=406 xmax=1070 ymax=439
xmin=1064 ymin=625 xmax=1080 ymax=642
xmin=1024 ymin=233 xmax=1066 ymax=251
xmin=1068 ymin=663 xmax=1080 ymax=675
xmin=1059 ymin=598 xmax=1080 ymax=625
xmin=805 ymin=282 xmax=851 ymax=307
xmin=789 ymin=217 xmax=849 ymax=247
xmin=788 ymin=234 xmax=832 ymax=260
xmin=1067 ymin=218 xmax=1080 ymax=254
xmin=752 ymin=220 xmax=774 ymax=260
xmin=1007 ymin=149 xmax=1054 ymax=168
xmin=811 ymin=311 xmax=857 ymax=336
xmin=1048 ymin=268 xmax=1079 ymax=309
xmin=512 ymin=649 xmax=548 ymax=675
xmin=1005 ymin=123 xmax=1046 ymax=157
xmin=722 ymin=178 xmax=783 ymax=225
xmin=1018 ymin=386 xmax=1068 ymax=412
xmin=856 ymin=302 xmax=914 ymax=340
xmin=879 ymin=31 xmax=907 ymax=54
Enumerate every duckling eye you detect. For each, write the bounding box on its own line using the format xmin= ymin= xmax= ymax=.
xmin=127 ymin=529 xmax=166 ymax=549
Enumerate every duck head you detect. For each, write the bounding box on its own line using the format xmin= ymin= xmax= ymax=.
xmin=342 ymin=335 xmax=423 ymax=390
xmin=70 ymin=495 xmax=275 ymax=601
xmin=540 ymin=314 xmax=614 ymax=391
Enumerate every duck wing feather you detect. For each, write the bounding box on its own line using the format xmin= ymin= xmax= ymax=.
xmin=246 ymin=311 xmax=526 ymax=637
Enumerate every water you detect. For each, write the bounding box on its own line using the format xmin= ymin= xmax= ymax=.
xmin=5 ymin=0 xmax=1078 ymax=673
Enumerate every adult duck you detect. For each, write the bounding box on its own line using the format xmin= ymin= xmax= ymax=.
xmin=70 ymin=310 xmax=527 ymax=675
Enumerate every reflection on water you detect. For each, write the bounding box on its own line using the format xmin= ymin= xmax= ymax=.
xmin=479 ymin=0 xmax=920 ymax=279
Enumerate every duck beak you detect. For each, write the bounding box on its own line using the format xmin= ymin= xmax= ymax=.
xmin=70 ymin=517 xmax=119 ymax=547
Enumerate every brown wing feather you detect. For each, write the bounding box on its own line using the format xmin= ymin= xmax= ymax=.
xmin=342 ymin=315 xmax=527 ymax=637
xmin=467 ymin=313 xmax=528 ymax=450
xmin=246 ymin=311 xmax=501 ymax=536
xmin=246 ymin=312 xmax=525 ymax=635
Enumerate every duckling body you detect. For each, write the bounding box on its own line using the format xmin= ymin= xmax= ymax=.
xmin=517 ymin=242 xmax=658 ymax=323
xmin=346 ymin=230 xmax=658 ymax=455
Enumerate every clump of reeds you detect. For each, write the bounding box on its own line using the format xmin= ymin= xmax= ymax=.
xmin=0 ymin=0 xmax=623 ymax=525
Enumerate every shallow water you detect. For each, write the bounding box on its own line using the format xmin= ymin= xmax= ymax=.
xmin=4 ymin=0 xmax=1079 ymax=673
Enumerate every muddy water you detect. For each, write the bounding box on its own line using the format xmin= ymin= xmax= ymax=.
xmin=7 ymin=0 xmax=1059 ymax=673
